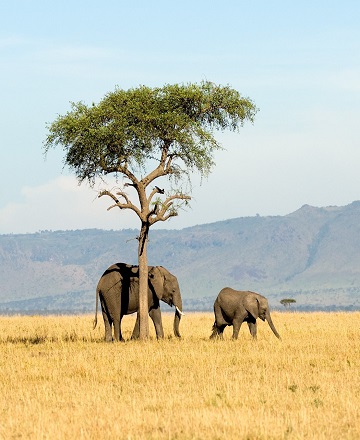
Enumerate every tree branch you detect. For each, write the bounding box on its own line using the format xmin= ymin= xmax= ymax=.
xmin=102 ymin=162 xmax=140 ymax=188
xmin=98 ymin=189 xmax=141 ymax=217
xmin=149 ymin=193 xmax=191 ymax=225
xmin=164 ymin=154 xmax=174 ymax=173
xmin=140 ymin=142 xmax=173 ymax=189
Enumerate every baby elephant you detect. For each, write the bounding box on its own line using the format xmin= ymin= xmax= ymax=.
xmin=210 ymin=287 xmax=281 ymax=340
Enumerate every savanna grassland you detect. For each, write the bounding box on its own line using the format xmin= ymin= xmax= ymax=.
xmin=0 ymin=312 xmax=359 ymax=439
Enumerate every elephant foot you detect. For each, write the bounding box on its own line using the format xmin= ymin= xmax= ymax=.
xmin=210 ymin=330 xmax=223 ymax=340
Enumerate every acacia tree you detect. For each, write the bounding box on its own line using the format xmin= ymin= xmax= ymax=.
xmin=280 ymin=298 xmax=297 ymax=309
xmin=44 ymin=81 xmax=258 ymax=339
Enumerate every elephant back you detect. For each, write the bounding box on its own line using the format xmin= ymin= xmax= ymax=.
xmin=97 ymin=263 xmax=131 ymax=293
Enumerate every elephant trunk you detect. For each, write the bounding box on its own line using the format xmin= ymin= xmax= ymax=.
xmin=266 ymin=311 xmax=281 ymax=340
xmin=173 ymin=296 xmax=183 ymax=338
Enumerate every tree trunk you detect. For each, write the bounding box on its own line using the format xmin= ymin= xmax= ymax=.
xmin=138 ymin=223 xmax=149 ymax=340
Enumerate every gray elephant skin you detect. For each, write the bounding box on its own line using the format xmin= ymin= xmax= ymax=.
xmin=93 ymin=263 xmax=183 ymax=341
xmin=210 ymin=288 xmax=281 ymax=340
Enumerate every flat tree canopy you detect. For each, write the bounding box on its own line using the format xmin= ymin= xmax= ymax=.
xmin=44 ymin=81 xmax=258 ymax=339
xmin=280 ymin=299 xmax=297 ymax=309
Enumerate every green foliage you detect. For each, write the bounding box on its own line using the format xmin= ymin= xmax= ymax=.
xmin=44 ymin=81 xmax=258 ymax=186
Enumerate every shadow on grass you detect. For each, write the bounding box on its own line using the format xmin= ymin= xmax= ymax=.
xmin=3 ymin=333 xmax=102 ymax=345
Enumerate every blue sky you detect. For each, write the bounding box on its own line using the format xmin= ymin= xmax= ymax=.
xmin=1 ymin=1 xmax=359 ymax=233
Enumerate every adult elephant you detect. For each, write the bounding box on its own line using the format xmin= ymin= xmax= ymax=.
xmin=93 ymin=263 xmax=183 ymax=341
xmin=210 ymin=288 xmax=281 ymax=340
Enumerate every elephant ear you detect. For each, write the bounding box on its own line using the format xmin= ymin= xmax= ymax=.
xmin=149 ymin=266 xmax=164 ymax=300
xmin=243 ymin=294 xmax=259 ymax=319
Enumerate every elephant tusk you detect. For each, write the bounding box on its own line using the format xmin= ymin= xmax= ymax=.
xmin=175 ymin=306 xmax=185 ymax=316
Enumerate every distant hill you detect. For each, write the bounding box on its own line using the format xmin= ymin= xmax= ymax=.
xmin=1 ymin=201 xmax=360 ymax=313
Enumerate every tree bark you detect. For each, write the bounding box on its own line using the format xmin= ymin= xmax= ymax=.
xmin=138 ymin=222 xmax=149 ymax=340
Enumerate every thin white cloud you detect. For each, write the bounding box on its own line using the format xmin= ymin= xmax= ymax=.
xmin=0 ymin=176 xmax=139 ymax=234
xmin=327 ymin=68 xmax=360 ymax=92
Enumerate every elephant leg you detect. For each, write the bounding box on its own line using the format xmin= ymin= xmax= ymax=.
xmin=210 ymin=323 xmax=226 ymax=339
xmin=213 ymin=301 xmax=226 ymax=327
xmin=232 ymin=318 xmax=243 ymax=339
xmin=247 ymin=319 xmax=257 ymax=339
xmin=149 ymin=307 xmax=164 ymax=339
xmin=131 ymin=309 xmax=165 ymax=339
xmin=131 ymin=313 xmax=140 ymax=340
xmin=101 ymin=304 xmax=113 ymax=342
xmin=113 ymin=317 xmax=124 ymax=342
xmin=211 ymin=301 xmax=229 ymax=339
xmin=103 ymin=314 xmax=113 ymax=342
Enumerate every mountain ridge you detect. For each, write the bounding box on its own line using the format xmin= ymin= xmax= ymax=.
xmin=1 ymin=201 xmax=360 ymax=312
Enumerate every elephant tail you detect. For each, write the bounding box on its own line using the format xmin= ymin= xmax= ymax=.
xmin=93 ymin=286 xmax=99 ymax=330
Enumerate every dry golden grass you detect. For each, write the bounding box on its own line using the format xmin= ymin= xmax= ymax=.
xmin=0 ymin=312 xmax=359 ymax=439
